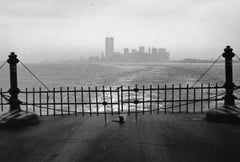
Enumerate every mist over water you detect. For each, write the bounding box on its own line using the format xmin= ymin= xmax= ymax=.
xmin=1 ymin=62 xmax=240 ymax=90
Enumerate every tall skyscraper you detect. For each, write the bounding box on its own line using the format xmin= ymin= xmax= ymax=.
xmin=105 ymin=37 xmax=114 ymax=58
xmin=139 ymin=46 xmax=145 ymax=53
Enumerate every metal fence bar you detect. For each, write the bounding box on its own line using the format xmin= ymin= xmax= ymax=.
xmin=102 ymin=86 xmax=107 ymax=122
xmin=26 ymin=88 xmax=28 ymax=113
xmin=1 ymin=88 xmax=3 ymax=111
xmin=88 ymin=87 xmax=92 ymax=116
xmin=39 ymin=87 xmax=42 ymax=116
xmin=33 ymin=88 xmax=35 ymax=112
xmin=179 ymin=84 xmax=181 ymax=113
xmin=95 ymin=86 xmax=99 ymax=116
xmin=201 ymin=84 xmax=203 ymax=113
xmin=81 ymin=87 xmax=84 ymax=116
xmin=150 ymin=85 xmax=152 ymax=114
xmin=60 ymin=87 xmax=63 ymax=116
xmin=128 ymin=86 xmax=130 ymax=115
xmin=67 ymin=87 xmax=70 ymax=116
xmin=193 ymin=87 xmax=196 ymax=113
xmin=74 ymin=87 xmax=77 ymax=116
xmin=117 ymin=87 xmax=120 ymax=115
xmin=110 ymin=87 xmax=113 ymax=116
xmin=47 ymin=91 xmax=49 ymax=116
xmin=21 ymin=85 xmax=222 ymax=93
xmin=135 ymin=84 xmax=138 ymax=121
xmin=143 ymin=85 xmax=145 ymax=115
xmin=164 ymin=84 xmax=167 ymax=114
xmin=172 ymin=84 xmax=174 ymax=113
xmin=186 ymin=84 xmax=189 ymax=113
xmin=121 ymin=86 xmax=123 ymax=112
xmin=157 ymin=84 xmax=160 ymax=114
xmin=53 ymin=88 xmax=56 ymax=116
xmin=215 ymin=83 xmax=218 ymax=108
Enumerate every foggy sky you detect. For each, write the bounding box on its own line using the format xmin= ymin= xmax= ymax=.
xmin=0 ymin=0 xmax=240 ymax=62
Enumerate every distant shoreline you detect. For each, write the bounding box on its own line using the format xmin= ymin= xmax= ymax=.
xmin=172 ymin=59 xmax=240 ymax=64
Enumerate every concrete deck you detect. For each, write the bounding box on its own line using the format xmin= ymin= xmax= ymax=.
xmin=0 ymin=113 xmax=240 ymax=162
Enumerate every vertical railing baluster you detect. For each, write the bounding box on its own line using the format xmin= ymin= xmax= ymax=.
xmin=128 ymin=86 xmax=130 ymax=115
xmin=157 ymin=84 xmax=160 ymax=114
xmin=143 ymin=85 xmax=145 ymax=115
xmin=103 ymin=86 xmax=107 ymax=122
xmin=67 ymin=87 xmax=70 ymax=115
xmin=60 ymin=87 xmax=63 ymax=116
xmin=172 ymin=84 xmax=174 ymax=113
xmin=26 ymin=88 xmax=28 ymax=113
xmin=95 ymin=87 xmax=99 ymax=116
xmin=135 ymin=84 xmax=138 ymax=121
xmin=53 ymin=88 xmax=56 ymax=116
xmin=164 ymin=84 xmax=167 ymax=114
xmin=74 ymin=87 xmax=77 ymax=116
xmin=33 ymin=88 xmax=35 ymax=113
xmin=201 ymin=84 xmax=203 ymax=113
xmin=88 ymin=87 xmax=92 ymax=116
xmin=179 ymin=84 xmax=181 ymax=113
xmin=81 ymin=87 xmax=84 ymax=116
xmin=117 ymin=86 xmax=120 ymax=115
xmin=193 ymin=87 xmax=196 ymax=113
xmin=110 ymin=87 xmax=113 ymax=116
xmin=47 ymin=91 xmax=49 ymax=116
xmin=215 ymin=83 xmax=218 ymax=108
xmin=186 ymin=84 xmax=189 ymax=113
xmin=208 ymin=83 xmax=210 ymax=109
xmin=121 ymin=86 xmax=123 ymax=112
xmin=39 ymin=87 xmax=42 ymax=116
xmin=1 ymin=88 xmax=3 ymax=112
xmin=150 ymin=85 xmax=152 ymax=114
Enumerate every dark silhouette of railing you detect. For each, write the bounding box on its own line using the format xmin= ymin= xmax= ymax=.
xmin=0 ymin=84 xmax=226 ymax=121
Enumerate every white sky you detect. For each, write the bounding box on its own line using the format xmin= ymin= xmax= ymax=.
xmin=0 ymin=0 xmax=240 ymax=62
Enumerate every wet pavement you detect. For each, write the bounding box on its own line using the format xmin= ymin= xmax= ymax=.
xmin=0 ymin=113 xmax=240 ymax=162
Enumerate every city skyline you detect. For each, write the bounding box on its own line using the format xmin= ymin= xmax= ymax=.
xmin=89 ymin=37 xmax=169 ymax=63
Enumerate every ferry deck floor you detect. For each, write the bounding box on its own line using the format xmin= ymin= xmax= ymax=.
xmin=0 ymin=113 xmax=240 ymax=162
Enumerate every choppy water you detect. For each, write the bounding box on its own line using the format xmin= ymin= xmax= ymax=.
xmin=1 ymin=62 xmax=240 ymax=90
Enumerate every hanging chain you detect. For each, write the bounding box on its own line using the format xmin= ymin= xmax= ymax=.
xmin=191 ymin=54 xmax=222 ymax=88
xmin=19 ymin=61 xmax=50 ymax=91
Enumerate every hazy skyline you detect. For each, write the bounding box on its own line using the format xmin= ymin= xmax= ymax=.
xmin=0 ymin=0 xmax=240 ymax=62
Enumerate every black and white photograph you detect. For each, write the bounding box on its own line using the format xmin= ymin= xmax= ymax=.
xmin=0 ymin=0 xmax=240 ymax=161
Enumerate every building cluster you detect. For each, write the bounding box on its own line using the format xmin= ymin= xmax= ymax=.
xmin=89 ymin=37 xmax=170 ymax=63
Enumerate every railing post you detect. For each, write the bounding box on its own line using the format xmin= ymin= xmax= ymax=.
xmin=206 ymin=46 xmax=240 ymax=122
xmin=7 ymin=52 xmax=21 ymax=112
xmin=222 ymin=46 xmax=236 ymax=106
xmin=0 ymin=52 xmax=39 ymax=127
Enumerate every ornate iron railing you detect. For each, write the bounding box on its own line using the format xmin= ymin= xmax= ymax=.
xmin=0 ymin=83 xmax=227 ymax=121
